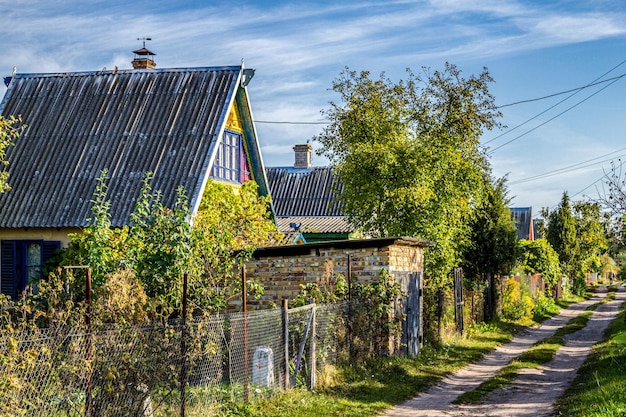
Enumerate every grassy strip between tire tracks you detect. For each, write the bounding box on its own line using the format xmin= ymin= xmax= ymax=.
xmin=554 ymin=287 xmax=626 ymax=417
xmin=453 ymin=290 xmax=615 ymax=406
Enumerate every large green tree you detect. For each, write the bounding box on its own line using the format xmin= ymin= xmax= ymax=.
xmin=314 ymin=63 xmax=501 ymax=286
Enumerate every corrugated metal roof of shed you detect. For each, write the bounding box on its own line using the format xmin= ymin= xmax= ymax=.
xmin=266 ymin=166 xmax=344 ymax=217
xmin=0 ymin=66 xmax=241 ymax=228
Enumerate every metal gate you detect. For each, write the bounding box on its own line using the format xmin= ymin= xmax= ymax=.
xmin=453 ymin=267 xmax=464 ymax=335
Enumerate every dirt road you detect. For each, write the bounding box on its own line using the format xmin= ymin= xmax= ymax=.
xmin=379 ymin=286 xmax=625 ymax=417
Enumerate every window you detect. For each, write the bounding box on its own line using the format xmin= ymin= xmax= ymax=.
xmin=1 ymin=240 xmax=60 ymax=299
xmin=210 ymin=131 xmax=251 ymax=183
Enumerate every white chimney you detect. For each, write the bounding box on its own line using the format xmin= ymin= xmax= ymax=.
xmin=293 ymin=144 xmax=312 ymax=169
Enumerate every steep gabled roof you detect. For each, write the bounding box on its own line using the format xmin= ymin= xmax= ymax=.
xmin=0 ymin=66 xmax=267 ymax=228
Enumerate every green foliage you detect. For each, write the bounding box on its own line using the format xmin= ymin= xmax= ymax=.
xmin=58 ymin=173 xmax=279 ymax=318
xmin=292 ymin=269 xmax=402 ymax=360
xmin=532 ymin=292 xmax=559 ymax=322
xmin=501 ymin=278 xmax=533 ymax=321
xmin=0 ymin=114 xmax=24 ymax=193
xmin=63 ymin=170 xmax=129 ymax=288
xmin=462 ymin=175 xmax=518 ymax=285
xmin=314 ymin=63 xmax=502 ymax=287
xmin=544 ymin=195 xmax=609 ymax=295
xmin=350 ymin=270 xmax=403 ymax=358
xmin=292 ymin=274 xmax=348 ymax=307
xmin=515 ymin=238 xmax=561 ymax=296
xmin=545 ymin=192 xmax=579 ymax=282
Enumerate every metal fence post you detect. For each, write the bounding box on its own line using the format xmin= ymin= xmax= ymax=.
xmin=310 ymin=300 xmax=316 ymax=391
xmin=85 ymin=268 xmax=93 ymax=417
xmin=282 ymin=299 xmax=289 ymax=390
xmin=180 ymin=273 xmax=188 ymax=417
xmin=347 ymin=254 xmax=353 ymax=357
xmin=242 ymin=265 xmax=249 ymax=402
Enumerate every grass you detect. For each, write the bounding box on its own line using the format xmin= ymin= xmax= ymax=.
xmin=554 ymin=293 xmax=626 ymax=417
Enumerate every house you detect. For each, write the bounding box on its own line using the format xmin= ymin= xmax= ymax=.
xmin=510 ymin=207 xmax=535 ymax=241
xmin=0 ymin=52 xmax=268 ymax=298
xmin=266 ymin=144 xmax=357 ymax=243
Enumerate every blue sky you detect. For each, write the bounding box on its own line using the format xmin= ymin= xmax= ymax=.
xmin=1 ymin=0 xmax=626 ymax=214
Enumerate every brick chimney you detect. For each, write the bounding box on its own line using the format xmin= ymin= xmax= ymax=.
xmin=132 ymin=47 xmax=156 ymax=69
xmin=293 ymin=144 xmax=312 ymax=169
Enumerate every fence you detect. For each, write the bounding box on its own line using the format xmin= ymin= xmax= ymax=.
xmin=0 ymin=301 xmax=353 ymax=417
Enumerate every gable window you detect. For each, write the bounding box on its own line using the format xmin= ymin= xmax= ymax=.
xmin=210 ymin=131 xmax=251 ymax=184
xmin=1 ymin=240 xmax=60 ymax=299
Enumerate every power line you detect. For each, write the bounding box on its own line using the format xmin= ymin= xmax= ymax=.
xmin=255 ymin=120 xmax=328 ymax=125
xmin=487 ymin=77 xmax=623 ymax=154
xmin=509 ymin=147 xmax=626 ymax=185
xmin=495 ymin=73 xmax=626 ymax=109
xmin=485 ymin=58 xmax=626 ymax=149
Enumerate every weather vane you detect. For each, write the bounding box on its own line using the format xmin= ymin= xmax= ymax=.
xmin=137 ymin=37 xmax=152 ymax=48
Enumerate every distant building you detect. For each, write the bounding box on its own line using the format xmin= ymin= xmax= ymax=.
xmin=266 ymin=144 xmax=357 ymax=243
xmin=510 ymin=207 xmax=535 ymax=240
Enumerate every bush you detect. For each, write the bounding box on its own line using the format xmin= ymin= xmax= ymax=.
xmin=501 ymin=278 xmax=533 ymax=321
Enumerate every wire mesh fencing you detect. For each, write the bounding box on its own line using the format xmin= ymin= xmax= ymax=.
xmin=0 ymin=301 xmax=353 ymax=416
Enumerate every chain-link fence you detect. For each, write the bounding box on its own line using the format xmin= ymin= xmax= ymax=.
xmin=0 ymin=301 xmax=353 ymax=417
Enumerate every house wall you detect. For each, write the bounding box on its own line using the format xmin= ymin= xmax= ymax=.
xmin=0 ymin=227 xmax=80 ymax=247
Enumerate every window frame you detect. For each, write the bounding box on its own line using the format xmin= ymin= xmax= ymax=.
xmin=210 ymin=130 xmax=251 ymax=184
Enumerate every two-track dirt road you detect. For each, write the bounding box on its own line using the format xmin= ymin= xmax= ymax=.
xmin=379 ymin=286 xmax=625 ymax=417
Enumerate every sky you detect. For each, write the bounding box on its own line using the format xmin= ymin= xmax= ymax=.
xmin=1 ymin=0 xmax=626 ymax=216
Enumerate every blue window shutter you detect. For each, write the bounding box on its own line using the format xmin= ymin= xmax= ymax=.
xmin=1 ymin=241 xmax=17 ymax=298
xmin=42 ymin=241 xmax=60 ymax=264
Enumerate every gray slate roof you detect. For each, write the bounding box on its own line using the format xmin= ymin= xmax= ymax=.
xmin=266 ymin=166 xmax=344 ymax=216
xmin=0 ymin=66 xmax=263 ymax=228
xmin=266 ymin=166 xmax=351 ymax=234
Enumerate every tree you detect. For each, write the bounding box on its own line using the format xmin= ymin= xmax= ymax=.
xmin=573 ymin=201 xmax=608 ymax=276
xmin=314 ymin=63 xmax=502 ymax=286
xmin=462 ymin=175 xmax=518 ymax=286
xmin=597 ymin=160 xmax=626 ymax=243
xmin=0 ymin=115 xmax=24 ymax=193
xmin=544 ymin=192 xmax=580 ymax=293
xmin=516 ymin=238 xmax=562 ymax=296
xmin=544 ymin=192 xmax=579 ymax=274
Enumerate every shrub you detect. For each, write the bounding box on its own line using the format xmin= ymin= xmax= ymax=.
xmin=501 ymin=278 xmax=533 ymax=321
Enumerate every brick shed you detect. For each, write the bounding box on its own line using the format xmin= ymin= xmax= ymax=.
xmin=244 ymin=237 xmax=432 ymax=355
